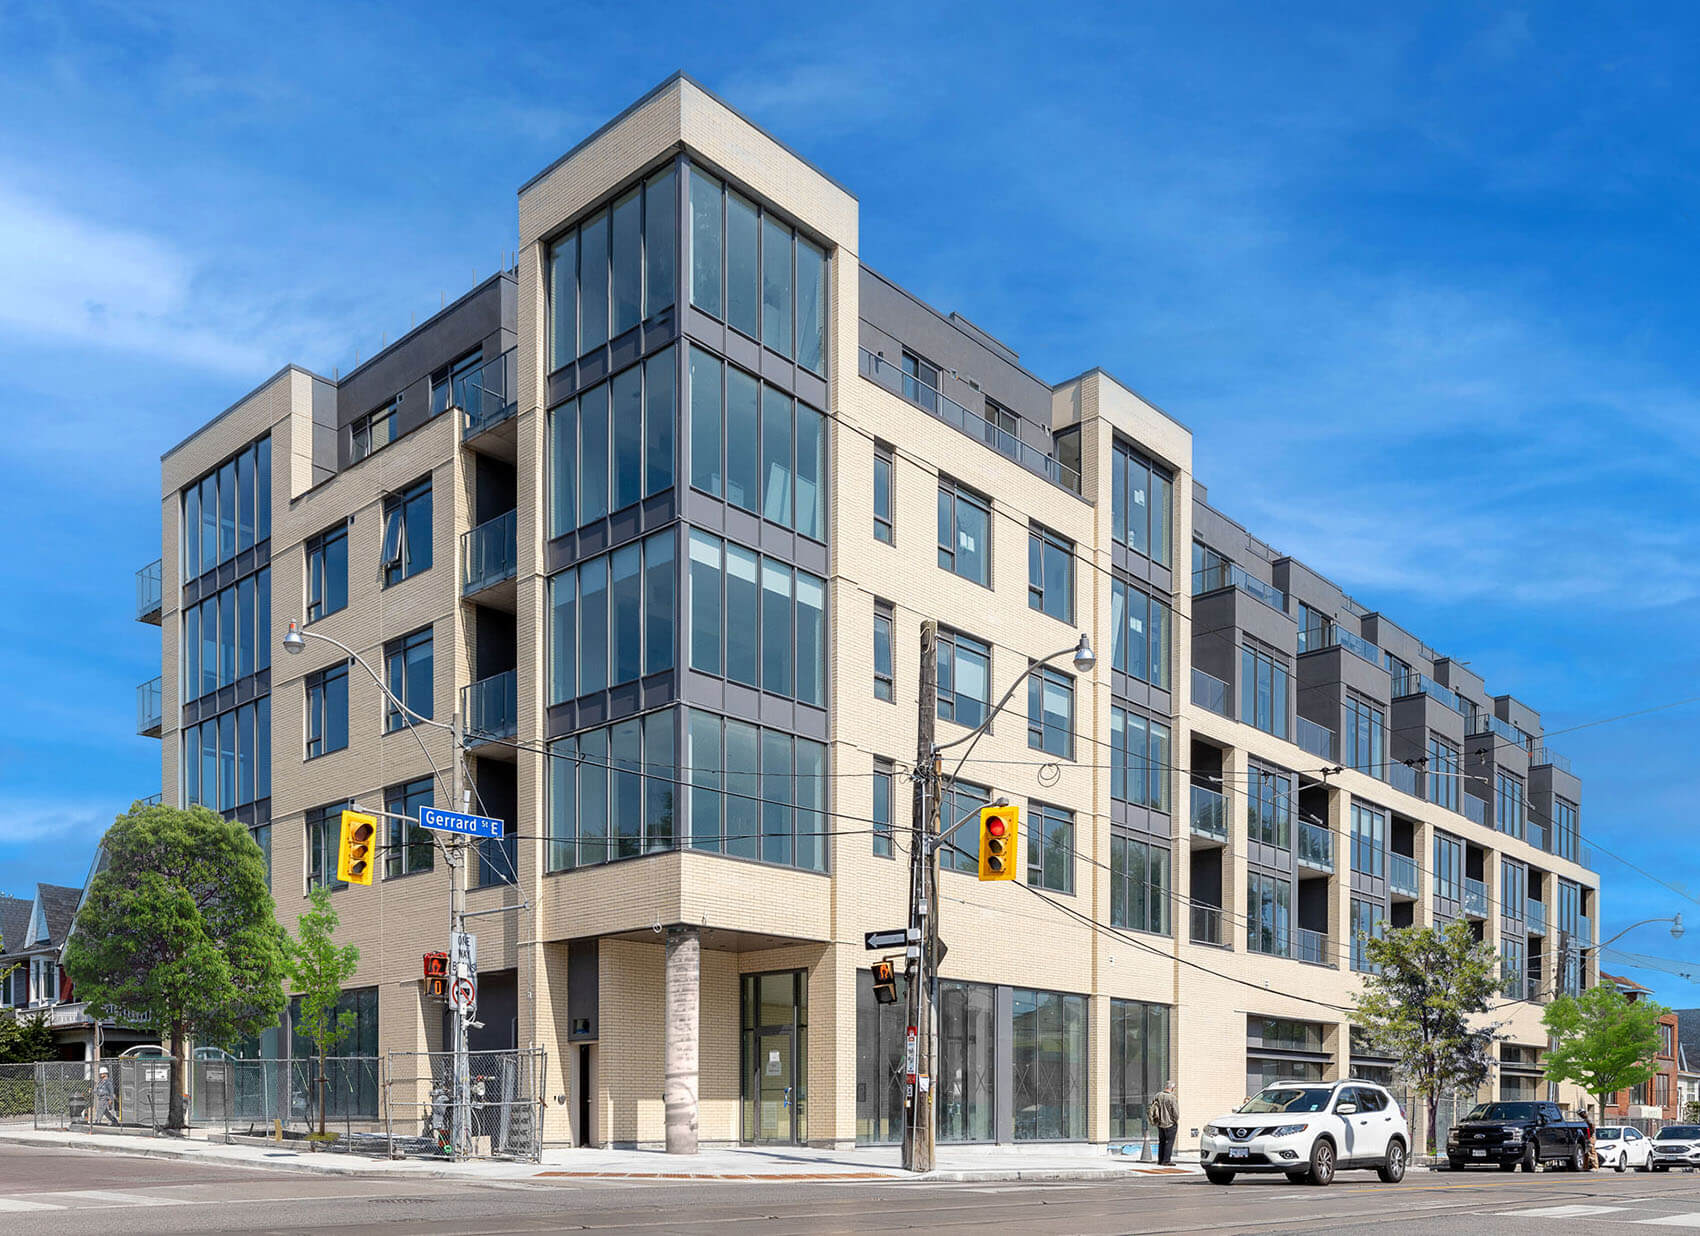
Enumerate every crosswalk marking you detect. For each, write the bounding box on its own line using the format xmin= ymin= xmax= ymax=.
xmin=0 ymin=1198 xmax=66 ymax=1212
xmin=28 ymin=1189 xmax=181 ymax=1207
xmin=1504 ymin=1205 xmax=1630 ymax=1218
xmin=1637 ymin=1216 xmax=1700 ymax=1227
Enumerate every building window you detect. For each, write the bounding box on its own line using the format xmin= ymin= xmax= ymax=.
xmin=429 ymin=348 xmax=484 ymax=417
xmin=350 ymin=399 xmax=398 ymax=463
xmin=1427 ymin=736 xmax=1460 ymax=812
xmin=1246 ymin=872 xmax=1292 ymax=957
xmin=687 ymin=166 xmax=825 ymax=374
xmin=936 ymin=479 xmax=991 ymax=587
xmin=549 ymin=346 xmax=676 ymax=535
xmin=901 ymin=350 xmax=940 ymax=412
xmin=985 ymin=397 xmax=1019 ymax=447
xmin=1351 ymin=803 xmax=1386 ymax=879
xmin=873 ymin=758 xmax=895 ymax=858
xmin=1111 ymin=579 xmax=1172 ymax=690
xmin=1502 ymin=859 xmax=1527 ymax=923
xmin=180 ymin=696 xmax=270 ymax=812
xmin=1432 ymin=832 xmax=1463 ymax=904
xmin=1247 ymin=763 xmax=1294 ymax=850
xmin=1344 ymin=693 xmax=1385 ymax=778
xmin=181 ymin=566 xmax=272 ymax=703
xmin=380 ymin=476 xmax=432 ymax=586
xmin=1554 ymin=798 xmax=1579 ymax=861
xmin=1296 ymin=602 xmax=1330 ymax=654
xmin=684 ymin=347 xmax=825 ymax=539
xmin=305 ymin=523 xmax=348 ymax=623
xmin=1496 ymin=770 xmax=1526 ymax=841
xmin=938 ymin=780 xmax=992 ymax=875
xmin=680 ymin=530 xmax=822 ymax=707
xmin=550 ymin=710 xmax=679 ymax=869
xmin=181 ymin=436 xmax=270 ymax=582
xmin=1027 ymin=666 xmax=1075 ymax=759
xmin=305 ymin=662 xmax=349 ymax=759
xmin=677 ymin=709 xmax=824 ymax=872
xmin=383 ymin=776 xmax=434 ymax=878
xmin=1662 ymin=1024 xmax=1676 ymax=1058
xmin=1111 ymin=706 xmax=1172 ymax=812
xmin=873 ymin=600 xmax=895 ymax=702
xmin=550 ymin=166 xmax=676 ymax=371
xmin=1028 ymin=525 xmax=1074 ymax=623
xmin=1011 ymin=988 xmax=1087 ymax=1140
xmin=551 ymin=529 xmax=679 ymax=703
xmin=937 ymin=629 xmax=991 ymax=730
xmin=1110 ymin=834 xmax=1170 ymax=934
xmin=873 ymin=442 xmax=895 ymax=544
xmin=1240 ymin=643 xmax=1290 ymax=740
xmin=1026 ymin=803 xmax=1075 ymax=894
xmin=1502 ymin=937 xmax=1527 ymax=998
xmin=1110 ymin=441 xmax=1173 ymax=567
xmin=383 ymin=627 xmax=433 ymax=733
xmin=305 ymin=801 xmax=350 ymax=891
xmin=1351 ymin=898 xmax=1384 ymax=973
xmin=1110 ymin=1000 xmax=1171 ymax=1141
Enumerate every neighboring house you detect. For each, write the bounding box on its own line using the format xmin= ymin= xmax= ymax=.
xmin=1600 ymin=973 xmax=1680 ymax=1121
xmin=1675 ymin=1009 xmax=1700 ymax=1117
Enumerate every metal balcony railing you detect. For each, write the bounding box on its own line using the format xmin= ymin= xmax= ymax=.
xmin=1389 ymin=853 xmax=1419 ymax=898
xmin=462 ymin=509 xmax=517 ymax=595
xmin=136 ymin=676 xmax=162 ymax=736
xmin=1190 ymin=784 xmax=1227 ymax=842
xmin=1295 ymin=928 xmax=1331 ymax=967
xmin=1527 ymin=899 xmax=1548 ymax=935
xmin=1389 ymin=760 xmax=1420 ymax=797
xmin=1295 ymin=716 xmax=1335 ymax=761
xmin=462 ymin=670 xmax=517 ymax=742
xmin=1190 ymin=905 xmax=1225 ymax=947
xmin=1468 ymin=711 xmax=1534 ymax=751
xmin=1297 ymin=821 xmax=1334 ymax=873
xmin=1191 ymin=667 xmax=1230 ymax=717
xmin=1530 ymin=746 xmax=1571 ymax=773
xmin=140 ymin=793 xmax=162 ymax=807
xmin=458 ymin=347 xmax=519 ymax=438
xmin=1463 ymin=793 xmax=1488 ymax=826
xmin=1191 ymin=561 xmax=1288 ymax=613
xmin=136 ymin=559 xmax=163 ymax=623
xmin=1464 ymin=878 xmax=1489 ymax=918
xmin=1391 ymin=670 xmax=1465 ymax=714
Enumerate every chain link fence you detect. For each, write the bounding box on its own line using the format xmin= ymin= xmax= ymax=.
xmin=385 ymin=1049 xmax=545 ymax=1162
xmin=0 ymin=1063 xmax=38 ymax=1124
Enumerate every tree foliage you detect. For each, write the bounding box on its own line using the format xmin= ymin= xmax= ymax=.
xmin=1353 ymin=921 xmax=1502 ymax=1152
xmin=1543 ymin=984 xmax=1669 ymax=1112
xmin=0 ymin=1007 xmax=57 ymax=1064
xmin=288 ymin=885 xmax=359 ymax=1136
xmin=62 ymin=803 xmax=287 ymax=1128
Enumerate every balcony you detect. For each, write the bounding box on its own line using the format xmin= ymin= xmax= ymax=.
xmin=462 ymin=670 xmax=517 ymax=745
xmin=1464 ymin=877 xmax=1488 ymax=918
xmin=140 ymin=793 xmax=162 ymax=807
xmin=1391 ymin=670 xmax=1465 ymax=714
xmin=1192 ymin=560 xmax=1288 ymax=614
xmin=1295 ymin=928 xmax=1331 ymax=967
xmin=1297 ymin=821 xmax=1334 ymax=873
xmin=1190 ymin=905 xmax=1225 ymax=947
xmin=1527 ymin=899 xmax=1548 ymax=936
xmin=1468 ymin=712 xmax=1533 ymax=752
xmin=1530 ymin=746 xmax=1571 ymax=774
xmin=1190 ymin=784 xmax=1227 ymax=843
xmin=1321 ymin=624 xmax=1381 ymax=668
xmin=1578 ymin=914 xmax=1592 ymax=947
xmin=1191 ymin=667 xmax=1230 ymax=717
xmin=1463 ymin=793 xmax=1488 ymax=826
xmin=136 ymin=559 xmax=162 ymax=624
xmin=458 ymin=347 xmax=519 ymax=442
xmin=1296 ymin=716 xmax=1336 ymax=761
xmin=1389 ymin=760 xmax=1420 ymax=798
xmin=860 ymin=348 xmax=1081 ymax=494
xmin=1389 ymin=853 xmax=1419 ymax=899
xmin=462 ymin=510 xmax=517 ymax=599
xmin=1530 ymin=821 xmax=1550 ymax=852
xmin=136 ymin=676 xmax=162 ymax=737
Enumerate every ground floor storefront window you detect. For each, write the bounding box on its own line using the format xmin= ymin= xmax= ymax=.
xmin=1012 ymin=987 xmax=1087 ymax=1140
xmin=741 ymin=970 xmax=807 ymax=1143
xmin=855 ymin=968 xmax=908 ymax=1144
xmin=1245 ymin=1015 xmax=1329 ymax=1096
xmin=939 ymin=980 xmax=997 ymax=1142
xmin=1110 ymin=999 xmax=1170 ymax=1140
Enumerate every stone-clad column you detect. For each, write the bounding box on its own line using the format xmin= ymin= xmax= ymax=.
xmin=664 ymin=927 xmax=700 ymax=1154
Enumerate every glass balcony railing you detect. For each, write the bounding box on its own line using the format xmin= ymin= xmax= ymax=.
xmin=1578 ymin=914 xmax=1592 ymax=947
xmin=1191 ymin=667 xmax=1230 ymax=717
xmin=136 ymin=559 xmax=162 ymax=623
xmin=1326 ymin=625 xmax=1382 ymax=668
xmin=1295 ymin=716 xmax=1335 ymax=761
xmin=1297 ymin=821 xmax=1333 ymax=873
xmin=1530 ymin=821 xmax=1550 ymax=852
xmin=1191 ymin=561 xmax=1288 ymax=613
xmin=1295 ymin=928 xmax=1330 ymax=967
xmin=462 ymin=670 xmax=517 ymax=743
xmin=1463 ymin=793 xmax=1488 ymax=826
xmin=140 ymin=792 xmax=162 ymax=808
xmin=462 ymin=509 xmax=517 ymax=595
xmin=1389 ymin=852 xmax=1419 ymax=898
xmin=1527 ymin=899 xmax=1548 ymax=935
xmin=1530 ymin=746 xmax=1571 ymax=773
xmin=1464 ymin=878 xmax=1488 ymax=918
xmin=1391 ymin=671 xmax=1464 ymax=714
xmin=1190 ymin=784 xmax=1227 ymax=842
xmin=1468 ymin=711 xmax=1533 ymax=751
xmin=137 ymin=676 xmax=162 ymax=736
xmin=860 ymin=348 xmax=1081 ymax=493
xmin=1190 ymin=905 xmax=1225 ymax=947
xmin=458 ymin=347 xmax=518 ymax=439
xmin=1389 ymin=761 xmax=1419 ymax=797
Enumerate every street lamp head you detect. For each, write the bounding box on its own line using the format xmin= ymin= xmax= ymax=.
xmin=282 ymin=620 xmax=306 ymax=655
xmin=1071 ymin=634 xmax=1096 ymax=674
xmin=1674 ymin=913 xmax=1686 ymax=941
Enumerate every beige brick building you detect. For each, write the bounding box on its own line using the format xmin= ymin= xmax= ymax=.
xmin=141 ymin=73 xmax=1601 ymax=1151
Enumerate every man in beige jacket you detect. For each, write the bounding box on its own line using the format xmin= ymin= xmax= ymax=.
xmin=1150 ymin=1080 xmax=1179 ymax=1165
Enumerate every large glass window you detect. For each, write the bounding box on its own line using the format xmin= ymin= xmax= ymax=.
xmin=938 ymin=980 xmax=996 ymax=1142
xmin=1110 ymin=1000 xmax=1171 ymax=1141
xmin=1496 ymin=770 xmax=1526 ymax=841
xmin=180 ymin=695 xmax=270 ymax=814
xmin=548 ymin=710 xmax=676 ymax=869
xmin=1247 ymin=763 xmax=1293 ymax=849
xmin=1502 ymin=859 xmax=1528 ymax=922
xmin=678 ymin=710 xmax=825 ymax=872
xmin=380 ymin=476 xmax=432 ymax=587
xmin=1344 ymin=694 xmax=1386 ymax=778
xmin=1246 ymin=872 xmax=1292 ymax=957
xmin=1110 ymin=578 xmax=1172 ymax=690
xmin=937 ymin=479 xmax=990 ymax=586
xmin=549 ymin=529 xmax=678 ymax=704
xmin=937 ymin=629 xmax=991 ymax=729
xmin=1350 ymin=803 xmax=1386 ymax=879
xmin=306 ymin=523 xmax=348 ymax=623
xmin=939 ymin=780 xmax=992 ymax=875
xmin=182 ymin=567 xmax=271 ymax=703
xmin=549 ymin=346 xmax=677 ymax=536
xmin=1432 ymin=832 xmax=1463 ymax=903
xmin=547 ymin=167 xmax=675 ymax=373
xmin=873 ymin=600 xmax=895 ymax=703
xmin=383 ymin=627 xmax=433 ymax=733
xmin=1012 ymin=988 xmax=1087 ymax=1140
xmin=350 ymin=399 xmax=397 ymax=464
xmin=384 ymin=775 xmax=434 ymax=878
xmin=1025 ymin=802 xmax=1074 ymax=894
xmin=685 ymin=530 xmax=825 ymax=708
xmin=873 ymin=442 xmax=895 ymax=544
xmin=1351 ymin=898 xmax=1384 ymax=973
xmin=1110 ymin=706 xmax=1172 ymax=812
xmin=181 ymin=437 xmax=270 ymax=582
xmin=1240 ymin=643 xmax=1290 ymax=739
xmin=1110 ymin=834 xmax=1170 ymax=934
xmin=1554 ymin=798 xmax=1579 ymax=861
xmin=305 ymin=662 xmax=349 ymax=759
xmin=1110 ymin=441 xmax=1173 ymax=567
xmin=1427 ymin=735 xmax=1460 ymax=812
xmin=1028 ymin=525 xmax=1074 ymax=623
xmin=1027 ymin=666 xmax=1075 ymax=759
xmin=305 ymin=801 xmax=349 ymax=892
xmin=872 ymin=758 xmax=895 ymax=859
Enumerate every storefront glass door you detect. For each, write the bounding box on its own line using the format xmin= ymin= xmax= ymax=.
xmin=742 ymin=970 xmax=806 ymax=1143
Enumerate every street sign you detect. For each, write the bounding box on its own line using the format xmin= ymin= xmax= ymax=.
xmin=449 ymin=978 xmax=476 ymax=1010
xmin=419 ymin=805 xmax=505 ymax=839
xmin=905 ymin=1027 xmax=918 ymax=1080
xmin=865 ymin=928 xmax=911 ymax=951
xmin=450 ymin=932 xmax=477 ymax=1013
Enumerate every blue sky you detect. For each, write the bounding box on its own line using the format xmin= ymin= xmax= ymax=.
xmin=3 ymin=2 xmax=1697 ymax=999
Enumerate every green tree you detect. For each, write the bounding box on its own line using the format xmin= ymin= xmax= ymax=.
xmin=288 ymin=886 xmax=360 ymax=1137
xmin=1542 ymin=984 xmax=1669 ymax=1115
xmin=0 ymin=1006 xmax=57 ymax=1063
xmin=62 ymin=803 xmax=287 ymax=1130
xmin=1353 ymin=921 xmax=1502 ymax=1154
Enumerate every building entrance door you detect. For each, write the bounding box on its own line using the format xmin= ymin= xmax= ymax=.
xmin=741 ymin=970 xmax=806 ymax=1144
xmin=750 ymin=1027 xmax=795 ymax=1143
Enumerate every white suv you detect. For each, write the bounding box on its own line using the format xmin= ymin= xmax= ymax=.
xmin=1201 ymin=1081 xmax=1410 ymax=1186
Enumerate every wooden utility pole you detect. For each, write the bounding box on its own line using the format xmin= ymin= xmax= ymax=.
xmin=903 ymin=620 xmax=938 ymax=1172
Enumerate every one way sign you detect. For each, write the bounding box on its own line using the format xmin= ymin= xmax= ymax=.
xmin=864 ymin=928 xmax=915 ymax=951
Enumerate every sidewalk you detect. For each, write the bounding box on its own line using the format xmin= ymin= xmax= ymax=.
xmin=0 ymin=1125 xmax=1201 ymax=1183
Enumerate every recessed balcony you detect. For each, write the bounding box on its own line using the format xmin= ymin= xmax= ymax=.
xmin=136 ymin=677 xmax=162 ymax=737
xmin=463 ymin=670 xmax=517 ymax=749
xmin=136 ymin=559 xmax=162 ymax=625
xmin=462 ymin=509 xmax=517 ymax=606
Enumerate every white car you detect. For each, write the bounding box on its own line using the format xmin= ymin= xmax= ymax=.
xmin=1201 ymin=1080 xmax=1409 ymax=1186
xmin=1595 ymin=1125 xmax=1652 ymax=1172
xmin=1652 ymin=1124 xmax=1700 ymax=1171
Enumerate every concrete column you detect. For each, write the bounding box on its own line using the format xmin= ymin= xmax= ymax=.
xmin=664 ymin=927 xmax=700 ymax=1154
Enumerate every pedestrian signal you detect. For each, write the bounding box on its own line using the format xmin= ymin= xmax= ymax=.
xmin=871 ymin=960 xmax=899 ymax=1005
xmin=977 ymin=805 xmax=1019 ymax=882
xmin=424 ymin=952 xmax=449 ymax=999
xmin=338 ymin=810 xmax=378 ymax=886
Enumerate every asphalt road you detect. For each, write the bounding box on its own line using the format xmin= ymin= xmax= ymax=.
xmin=10 ymin=1143 xmax=1700 ymax=1234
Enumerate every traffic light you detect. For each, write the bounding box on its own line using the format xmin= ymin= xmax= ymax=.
xmin=871 ymin=960 xmax=899 ymax=1005
xmin=978 ymin=804 xmax=1019 ymax=881
xmin=338 ymin=810 xmax=378 ymax=886
xmin=423 ymin=952 xmax=449 ymax=1000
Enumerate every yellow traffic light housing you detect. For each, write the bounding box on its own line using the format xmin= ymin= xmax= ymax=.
xmin=338 ymin=810 xmax=378 ymax=886
xmin=978 ymin=804 xmax=1019 ymax=881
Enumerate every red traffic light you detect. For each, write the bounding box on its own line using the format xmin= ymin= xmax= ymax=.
xmin=985 ymin=817 xmax=1007 ymax=838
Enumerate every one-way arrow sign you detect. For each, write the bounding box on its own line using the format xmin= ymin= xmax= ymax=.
xmin=865 ymin=928 xmax=912 ymax=950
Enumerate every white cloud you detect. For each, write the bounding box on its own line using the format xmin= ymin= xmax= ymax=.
xmin=0 ymin=798 xmax=121 ymax=848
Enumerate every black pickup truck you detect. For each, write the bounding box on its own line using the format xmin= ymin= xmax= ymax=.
xmin=1446 ymin=1100 xmax=1590 ymax=1171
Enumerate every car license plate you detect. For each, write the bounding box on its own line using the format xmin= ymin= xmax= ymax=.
xmin=1229 ymin=1148 xmax=1248 ymax=1159
xmin=1472 ymin=1150 xmax=1487 ymax=1158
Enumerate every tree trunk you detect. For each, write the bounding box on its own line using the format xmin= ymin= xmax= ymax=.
xmin=1426 ymin=1092 xmax=1438 ymax=1158
xmin=168 ymin=1021 xmax=187 ymax=1131
xmin=318 ymin=1049 xmax=328 ymax=1137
